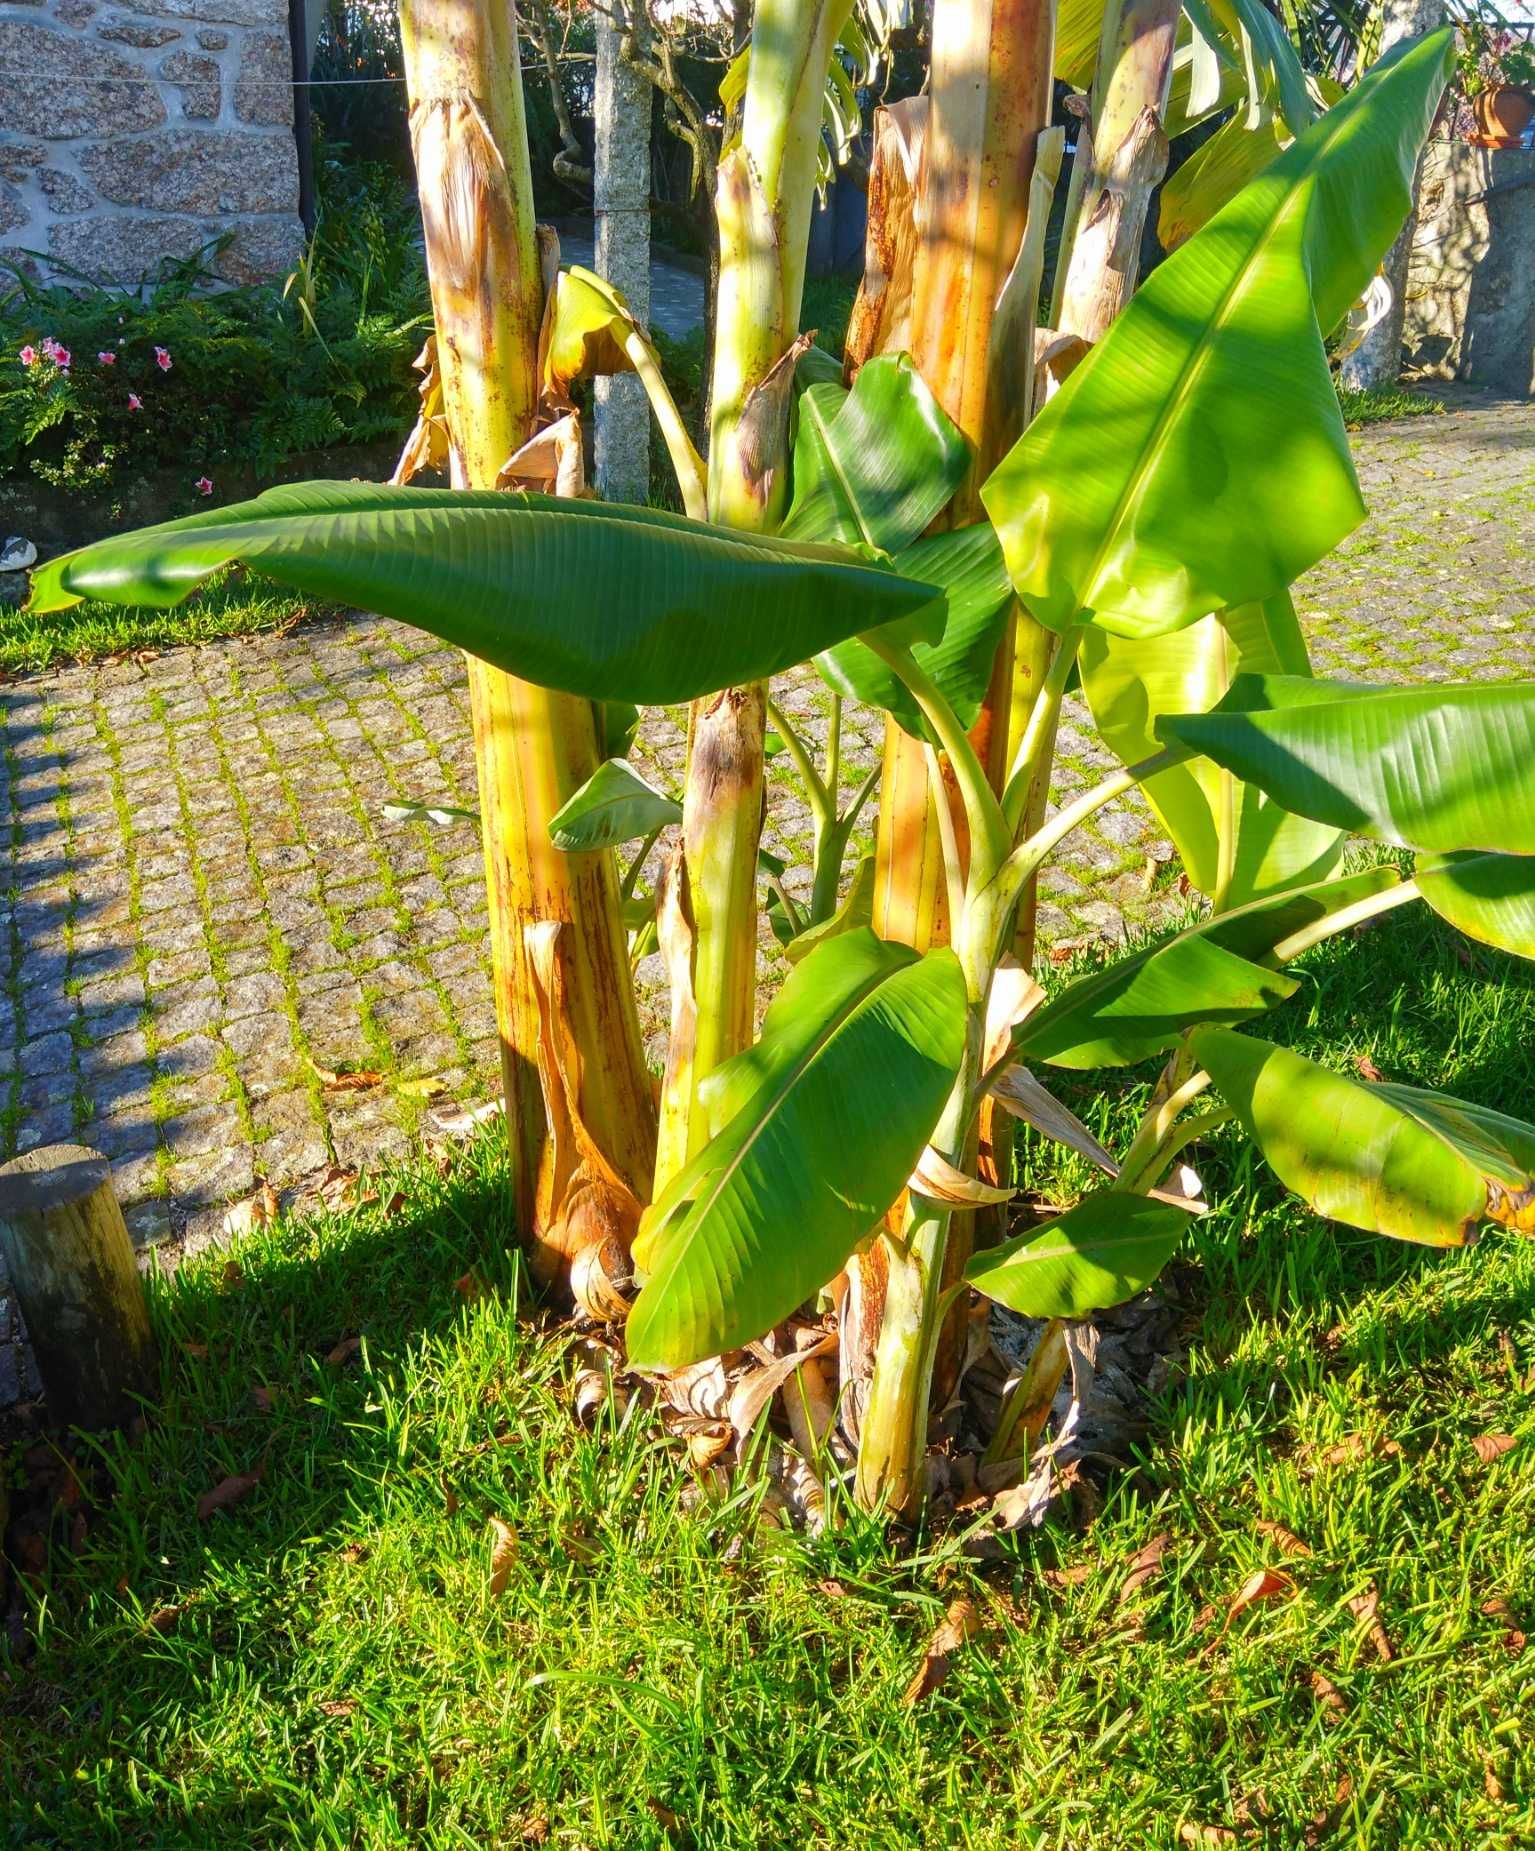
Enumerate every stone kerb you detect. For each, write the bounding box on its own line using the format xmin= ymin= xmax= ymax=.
xmin=0 ymin=0 xmax=305 ymax=288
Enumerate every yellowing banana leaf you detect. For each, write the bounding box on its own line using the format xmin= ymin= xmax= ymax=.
xmin=626 ymin=930 xmax=967 ymax=1367
xmin=28 ymin=481 xmax=944 ymax=708
xmin=1078 ymin=592 xmax=1344 ymax=909
xmin=966 ymin=1191 xmax=1195 ymax=1317
xmin=784 ymin=852 xmax=876 ymax=964
xmin=1192 ymin=1026 xmax=1535 ymax=1243
xmin=1159 ymin=675 xmax=1535 ymax=856
xmin=981 ymin=30 xmax=1453 ymax=637
xmin=1415 ymin=851 xmax=1535 ymax=962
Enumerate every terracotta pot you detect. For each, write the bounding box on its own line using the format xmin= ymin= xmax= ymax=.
xmin=1470 ymin=83 xmax=1535 ymax=149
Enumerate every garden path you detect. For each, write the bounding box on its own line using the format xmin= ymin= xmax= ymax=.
xmin=0 ymin=390 xmax=1530 ymax=1399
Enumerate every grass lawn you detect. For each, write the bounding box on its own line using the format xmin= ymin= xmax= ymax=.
xmin=1336 ymin=383 xmax=1444 ymax=428
xmin=0 ymin=570 xmax=341 ymax=679
xmin=4 ymin=888 xmax=1534 ymax=1848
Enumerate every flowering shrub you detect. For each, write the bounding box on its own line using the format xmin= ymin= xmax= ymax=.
xmin=0 ymin=162 xmax=430 ymax=512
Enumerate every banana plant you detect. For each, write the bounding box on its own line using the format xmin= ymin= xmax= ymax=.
xmin=30 ymin=24 xmax=1516 ymax=1528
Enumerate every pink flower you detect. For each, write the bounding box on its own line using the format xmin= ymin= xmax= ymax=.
xmin=39 ymin=336 xmax=58 ymax=359
xmin=97 ymin=351 xmax=116 ymax=366
xmin=127 ymin=392 xmax=143 ymax=411
xmin=18 ymin=345 xmax=36 ymax=367
xmin=154 ymin=346 xmax=172 ymax=372
xmin=51 ymin=345 xmax=71 ymax=371
xmin=194 ymin=476 xmax=213 ymax=496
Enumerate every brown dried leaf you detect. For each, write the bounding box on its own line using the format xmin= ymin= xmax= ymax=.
xmin=725 ymin=1331 xmax=837 ymax=1441
xmin=1255 ymin=1520 xmax=1313 ymax=1559
xmin=1307 ymin=1667 xmax=1348 ymax=1720
xmin=1227 ymin=1568 xmax=1294 ymax=1620
xmin=902 ymin=1596 xmax=985 ymax=1705
xmin=324 ymin=1334 xmax=363 ymax=1368
xmin=181 ymin=1340 xmax=209 ymax=1360
xmin=223 ymin=1179 xmax=279 ymax=1238
xmin=1472 ymin=1432 xmax=1517 ymax=1464
xmin=453 ymin=1271 xmax=483 ymax=1301
xmin=1043 ymin=1563 xmax=1094 ymax=1590
xmin=487 ymin=1516 xmax=518 ymax=1597
xmin=307 ymin=1059 xmax=384 ymax=1092
xmin=196 ymin=1464 xmax=264 ymax=1521
xmin=1484 ymin=1760 xmax=1506 ymax=1803
xmin=1353 ymin=1052 xmax=1385 ymax=1083
xmin=1311 ymin=1433 xmax=1402 ymax=1470
xmin=251 ymin=1384 xmax=275 ymax=1415
xmin=1118 ymin=1531 xmax=1173 ymax=1603
xmin=1347 ymin=1586 xmax=1393 ymax=1662
xmin=319 ymin=1698 xmax=357 ymax=1718
xmin=686 ymin=1422 xmax=733 ymax=1472
xmin=440 ymin=1474 xmax=460 ymax=1517
xmin=519 ymin=1819 xmax=550 ymax=1846
xmin=339 ymin=1541 xmax=369 ymax=1565
xmin=145 ymin=1603 xmax=185 ymax=1635
xmin=1178 ymin=1826 xmax=1237 ymax=1847
xmin=222 ymin=1261 xmax=244 ymax=1287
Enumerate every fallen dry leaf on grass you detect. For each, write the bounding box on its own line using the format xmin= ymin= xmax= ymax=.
xmin=1178 ymin=1825 xmax=1237 ymax=1847
xmin=1472 ymin=1433 xmax=1517 ymax=1464
xmin=1043 ymin=1563 xmax=1094 ymax=1590
xmin=487 ymin=1516 xmax=518 ymax=1597
xmin=222 ymin=1261 xmax=243 ymax=1287
xmin=440 ymin=1474 xmax=460 ymax=1517
xmin=1227 ymin=1568 xmax=1295 ymax=1622
xmin=251 ymin=1384 xmax=276 ymax=1415
xmin=223 ymin=1179 xmax=279 ymax=1238
xmin=145 ymin=1603 xmax=186 ymax=1635
xmin=196 ymin=1464 xmax=264 ymax=1521
xmin=1306 ymin=1667 xmax=1348 ymax=1721
xmin=453 ymin=1271 xmax=483 ymax=1301
xmin=1255 ymin=1520 xmax=1312 ymax=1558
xmin=306 ymin=1059 xmax=384 ymax=1092
xmin=1310 ymin=1433 xmax=1402 ymax=1471
xmin=181 ymin=1341 xmax=209 ymax=1360
xmin=1304 ymin=1776 xmax=1354 ymax=1848
xmin=1484 ymin=1760 xmax=1506 ymax=1803
xmin=314 ymin=1164 xmax=371 ymax=1212
xmin=319 ymin=1699 xmax=357 ymax=1718
xmin=1119 ymin=1532 xmax=1173 ymax=1603
xmin=1353 ymin=1053 xmax=1385 ymax=1083
xmin=1347 ymin=1586 xmax=1393 ymax=1662
xmin=903 ymin=1596 xmax=985 ymax=1704
xmin=1481 ymin=1595 xmax=1527 ymax=1655
xmin=324 ymin=1334 xmax=363 ymax=1368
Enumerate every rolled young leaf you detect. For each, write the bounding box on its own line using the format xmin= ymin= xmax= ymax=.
xmin=1191 ymin=1026 xmax=1535 ymax=1243
xmin=981 ymin=29 xmax=1454 ymax=635
xmin=966 ymin=1191 xmax=1195 ymax=1317
xmin=1159 ymin=675 xmax=1535 ymax=855
xmin=1078 ymin=592 xmax=1344 ymax=909
xmin=547 ymin=759 xmax=681 ymax=851
xmin=626 ymin=929 xmax=968 ymax=1367
xmin=28 ymin=480 xmax=944 ymax=708
xmin=1415 ymin=851 xmax=1535 ymax=961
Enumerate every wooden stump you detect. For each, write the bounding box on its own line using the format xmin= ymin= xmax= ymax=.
xmin=0 ymin=1143 xmax=155 ymax=1429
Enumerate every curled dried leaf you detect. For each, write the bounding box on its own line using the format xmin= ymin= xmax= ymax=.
xmin=1119 ymin=1531 xmax=1173 ymax=1603
xmin=223 ymin=1179 xmax=278 ymax=1237
xmin=1306 ymin=1667 xmax=1348 ymax=1720
xmin=1255 ymin=1519 xmax=1312 ymax=1559
xmin=145 ymin=1603 xmax=186 ymax=1635
xmin=572 ymin=1368 xmax=628 ymax=1425
xmin=903 ymin=1596 xmax=984 ymax=1705
xmin=686 ymin=1422 xmax=733 ymax=1472
xmin=908 ymin=1144 xmax=1016 ymax=1207
xmin=1178 ymin=1826 xmax=1237 ymax=1848
xmin=1347 ymin=1586 xmax=1393 ymax=1662
xmin=1228 ymin=1568 xmax=1294 ymax=1621
xmin=324 ymin=1334 xmax=363 ymax=1368
xmin=487 ymin=1517 xmax=518 ymax=1597
xmin=569 ymin=1234 xmax=633 ymax=1324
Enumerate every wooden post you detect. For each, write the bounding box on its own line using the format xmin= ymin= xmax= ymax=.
xmin=0 ymin=1144 xmax=155 ymax=1429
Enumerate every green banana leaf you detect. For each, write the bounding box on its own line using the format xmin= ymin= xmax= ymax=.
xmin=1193 ymin=0 xmax=1315 ymax=136
xmin=1078 ymin=593 xmax=1344 ymax=910
xmin=27 ymin=481 xmax=945 ymax=708
xmin=1010 ymin=865 xmax=1401 ymax=1070
xmin=781 ymin=353 xmax=970 ymax=554
xmin=1192 ymin=1027 xmax=1535 ymax=1243
xmin=1415 ymin=851 xmax=1535 ymax=961
xmin=1014 ymin=932 xmax=1298 ymax=1070
xmin=1159 ymin=675 xmax=1535 ymax=856
xmin=981 ymin=29 xmax=1453 ymax=638
xmin=625 ymin=930 xmax=968 ymax=1367
xmin=816 ymin=522 xmax=1015 ymax=743
xmin=547 ymin=758 xmax=681 ymax=852
xmin=966 ymin=1192 xmax=1195 ymax=1318
xmin=1158 ymin=107 xmax=1290 ymax=250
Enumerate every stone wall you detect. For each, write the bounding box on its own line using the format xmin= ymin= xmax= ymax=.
xmin=0 ymin=0 xmax=305 ymax=288
xmin=1404 ymin=140 xmax=1535 ymax=397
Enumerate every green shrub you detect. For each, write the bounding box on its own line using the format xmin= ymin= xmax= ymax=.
xmin=0 ymin=160 xmax=431 ymax=513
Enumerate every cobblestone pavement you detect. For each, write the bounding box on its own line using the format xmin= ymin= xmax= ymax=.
xmin=0 ymin=394 xmax=1530 ymax=1364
